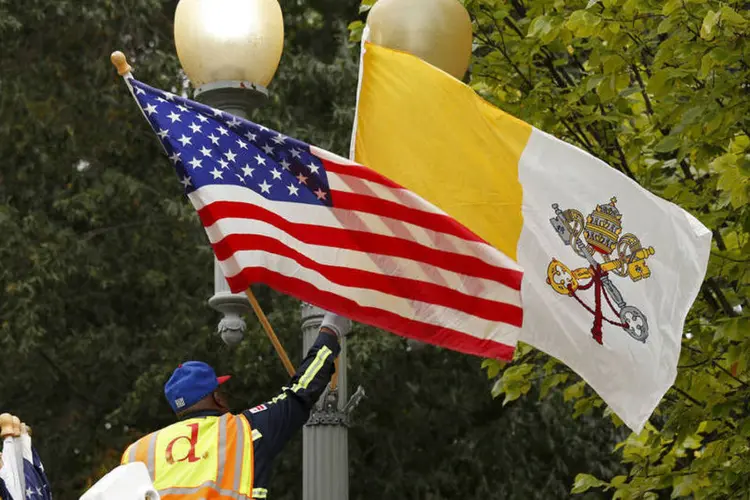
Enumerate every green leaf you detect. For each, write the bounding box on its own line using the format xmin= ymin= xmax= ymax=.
xmin=657 ymin=17 xmax=673 ymax=34
xmin=564 ymin=381 xmax=586 ymax=402
xmin=730 ymin=135 xmax=750 ymax=154
xmin=572 ymin=473 xmax=606 ymax=494
xmin=713 ymin=154 xmax=750 ymax=208
xmin=494 ymin=363 xmax=534 ymax=404
xmin=672 ymin=474 xmax=711 ymax=498
xmin=719 ymin=6 xmax=748 ymax=28
xmin=586 ymin=74 xmax=606 ymax=92
xmin=662 ymin=0 xmax=682 ymax=15
xmin=604 ymin=406 xmax=625 ymax=427
xmin=697 ymin=420 xmax=721 ymax=435
xmin=565 ymin=10 xmax=601 ymax=37
xmin=716 ymin=317 xmax=749 ymax=342
xmin=527 ymin=15 xmax=552 ymax=39
xmin=602 ymin=54 xmax=625 ymax=73
xmin=540 ymin=373 xmax=569 ymax=398
xmin=681 ymin=434 xmax=703 ymax=450
xmin=700 ymin=10 xmax=721 ymax=40
xmin=482 ymin=358 xmax=503 ymax=379
xmin=647 ymin=69 xmax=673 ymax=97
xmin=698 ymin=53 xmax=714 ymax=80
xmin=573 ymin=396 xmax=597 ymax=418
xmin=359 ymin=0 xmax=377 ymax=13
xmin=654 ymin=135 xmax=681 ymax=153
xmin=611 ymin=475 xmax=628 ymax=487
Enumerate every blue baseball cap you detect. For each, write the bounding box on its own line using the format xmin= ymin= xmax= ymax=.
xmin=164 ymin=361 xmax=231 ymax=413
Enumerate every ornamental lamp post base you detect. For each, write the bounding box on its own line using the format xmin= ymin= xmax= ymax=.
xmin=301 ymin=304 xmax=364 ymax=500
xmin=207 ymin=287 xmax=250 ymax=348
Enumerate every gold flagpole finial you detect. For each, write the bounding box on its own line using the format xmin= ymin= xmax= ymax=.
xmin=110 ymin=51 xmax=132 ymax=76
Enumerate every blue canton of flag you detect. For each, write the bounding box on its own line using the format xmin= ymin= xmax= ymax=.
xmin=23 ymin=440 xmax=51 ymax=500
xmin=0 ymin=477 xmax=12 ymax=500
xmin=129 ymin=79 xmax=333 ymax=207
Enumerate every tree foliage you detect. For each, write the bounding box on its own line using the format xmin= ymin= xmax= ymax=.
xmin=367 ymin=0 xmax=748 ymax=497
xmin=0 ymin=0 xmax=627 ymax=498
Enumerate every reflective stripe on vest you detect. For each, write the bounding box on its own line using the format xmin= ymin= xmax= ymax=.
xmin=122 ymin=414 xmax=254 ymax=499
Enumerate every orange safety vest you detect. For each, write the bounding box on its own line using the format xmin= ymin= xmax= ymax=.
xmin=121 ymin=413 xmax=261 ymax=499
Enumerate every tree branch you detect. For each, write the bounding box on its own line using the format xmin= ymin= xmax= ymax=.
xmin=612 ymin=133 xmax=637 ymax=180
xmin=671 ymin=385 xmax=704 ymax=407
xmin=630 ymin=63 xmax=655 ymax=116
xmin=509 ymin=0 xmax=527 ymax=18
xmin=474 ymin=12 xmax=535 ymax=93
xmin=701 ymin=285 xmax=721 ymax=316
xmin=711 ymin=251 xmax=750 ymax=263
xmin=561 ymin=119 xmax=596 ymax=153
xmin=683 ymin=345 xmax=748 ymax=388
xmin=706 ymin=278 xmax=737 ymax=317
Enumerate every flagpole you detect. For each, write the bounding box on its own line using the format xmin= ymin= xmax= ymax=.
xmin=245 ymin=288 xmax=295 ymax=376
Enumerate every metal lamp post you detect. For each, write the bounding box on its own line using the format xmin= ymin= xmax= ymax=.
xmin=173 ymin=0 xmax=284 ymax=346
xmin=300 ymin=304 xmax=363 ymax=500
xmin=172 ymin=2 xmax=355 ymax=498
xmin=169 ymin=0 xmax=474 ymax=497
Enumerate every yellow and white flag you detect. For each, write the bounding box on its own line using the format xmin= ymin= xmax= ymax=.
xmin=351 ymin=41 xmax=712 ymax=432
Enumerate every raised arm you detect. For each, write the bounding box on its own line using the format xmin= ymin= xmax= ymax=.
xmin=243 ymin=312 xmax=350 ymax=457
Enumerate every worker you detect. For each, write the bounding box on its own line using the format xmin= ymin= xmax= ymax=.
xmin=121 ymin=312 xmax=350 ymax=499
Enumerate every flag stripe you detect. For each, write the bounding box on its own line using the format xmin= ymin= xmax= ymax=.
xmin=190 ymin=185 xmax=516 ymax=272
xmin=204 ymin=218 xmax=520 ymax=303
xmin=197 ymin=200 xmax=523 ymax=290
xmin=212 ymin=234 xmax=522 ymax=324
xmin=220 ymin=250 xmax=513 ymax=336
xmin=330 ymin=190 xmax=486 ymax=244
xmin=328 ymin=170 xmax=446 ymax=215
xmin=321 ymin=158 xmax=401 ymax=189
xmin=221 ymin=260 xmax=517 ymax=360
xmin=329 ymin=168 xmax=490 ymax=298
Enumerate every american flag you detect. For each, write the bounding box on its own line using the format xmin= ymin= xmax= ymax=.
xmin=21 ymin=437 xmax=51 ymax=500
xmin=0 ymin=433 xmax=52 ymax=500
xmin=127 ymin=78 xmax=523 ymax=360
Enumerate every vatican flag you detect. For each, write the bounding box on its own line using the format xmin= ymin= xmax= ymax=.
xmin=350 ymin=41 xmax=712 ymax=432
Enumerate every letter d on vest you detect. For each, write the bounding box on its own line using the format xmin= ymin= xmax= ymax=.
xmin=165 ymin=423 xmax=201 ymax=464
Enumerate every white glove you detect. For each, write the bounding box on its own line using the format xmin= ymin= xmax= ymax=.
xmin=320 ymin=312 xmax=352 ymax=338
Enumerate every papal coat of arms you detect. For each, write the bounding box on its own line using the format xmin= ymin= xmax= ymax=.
xmin=546 ymin=198 xmax=655 ymax=345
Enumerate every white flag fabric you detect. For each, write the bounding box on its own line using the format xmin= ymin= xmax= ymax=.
xmin=350 ymin=41 xmax=712 ymax=432
xmin=1 ymin=436 xmax=25 ymax=500
xmin=516 ymin=130 xmax=711 ymax=431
